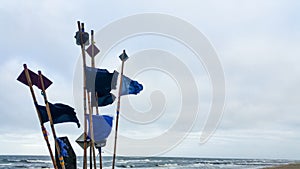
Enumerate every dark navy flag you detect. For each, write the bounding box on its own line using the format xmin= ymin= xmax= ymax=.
xmin=97 ymin=93 xmax=116 ymax=107
xmin=36 ymin=103 xmax=80 ymax=128
xmin=86 ymin=114 xmax=113 ymax=147
xmin=86 ymin=67 xmax=118 ymax=107
xmin=85 ymin=67 xmax=118 ymax=95
xmin=86 ymin=67 xmax=143 ymax=106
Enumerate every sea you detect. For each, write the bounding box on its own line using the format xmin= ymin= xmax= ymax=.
xmin=0 ymin=155 xmax=296 ymax=169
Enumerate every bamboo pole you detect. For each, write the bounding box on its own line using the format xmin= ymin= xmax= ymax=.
xmin=77 ymin=21 xmax=88 ymax=169
xmin=38 ymin=70 xmax=66 ymax=169
xmin=99 ymin=147 xmax=103 ymax=169
xmin=112 ymin=51 xmax=126 ymax=169
xmin=91 ymin=30 xmax=102 ymax=169
xmin=22 ymin=64 xmax=58 ymax=169
xmin=89 ymin=30 xmax=97 ymax=169
xmin=87 ymin=91 xmax=97 ymax=169
xmin=95 ymin=92 xmax=102 ymax=169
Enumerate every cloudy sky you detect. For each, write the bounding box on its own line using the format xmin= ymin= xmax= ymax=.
xmin=0 ymin=0 xmax=300 ymax=160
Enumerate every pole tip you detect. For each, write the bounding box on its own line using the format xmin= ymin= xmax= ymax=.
xmin=91 ymin=30 xmax=94 ymax=35
xmin=77 ymin=21 xmax=81 ymax=30
xmin=38 ymin=70 xmax=42 ymax=75
xmin=23 ymin=64 xmax=27 ymax=69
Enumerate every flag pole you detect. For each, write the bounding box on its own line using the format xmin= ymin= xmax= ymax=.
xmin=90 ymin=30 xmax=103 ymax=169
xmin=77 ymin=21 xmax=88 ymax=169
xmin=89 ymin=29 xmax=97 ymax=169
xmin=87 ymin=91 xmax=97 ymax=169
xmin=38 ymin=70 xmax=66 ymax=169
xmin=94 ymin=93 xmax=103 ymax=169
xmin=112 ymin=50 xmax=127 ymax=169
xmin=22 ymin=64 xmax=58 ymax=169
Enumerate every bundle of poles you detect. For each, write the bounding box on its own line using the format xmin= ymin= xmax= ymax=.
xmin=77 ymin=21 xmax=126 ymax=169
xmin=19 ymin=64 xmax=66 ymax=169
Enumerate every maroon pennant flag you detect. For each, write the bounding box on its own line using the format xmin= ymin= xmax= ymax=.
xmin=17 ymin=68 xmax=52 ymax=90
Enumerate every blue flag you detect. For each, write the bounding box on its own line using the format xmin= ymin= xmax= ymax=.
xmin=37 ymin=103 xmax=80 ymax=128
xmin=86 ymin=115 xmax=113 ymax=147
xmin=86 ymin=67 xmax=143 ymax=107
xmin=121 ymin=74 xmax=143 ymax=95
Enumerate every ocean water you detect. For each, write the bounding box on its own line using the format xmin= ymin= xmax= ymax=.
xmin=0 ymin=155 xmax=295 ymax=169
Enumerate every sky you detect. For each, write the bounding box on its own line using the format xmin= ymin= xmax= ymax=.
xmin=0 ymin=0 xmax=300 ymax=160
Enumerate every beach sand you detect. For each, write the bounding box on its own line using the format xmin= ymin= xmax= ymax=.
xmin=264 ymin=163 xmax=300 ymax=169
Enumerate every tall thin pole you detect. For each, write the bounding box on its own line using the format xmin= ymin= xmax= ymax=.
xmin=22 ymin=64 xmax=58 ymax=169
xmin=89 ymin=30 xmax=97 ymax=169
xmin=87 ymin=91 xmax=97 ymax=169
xmin=77 ymin=21 xmax=88 ymax=169
xmin=99 ymin=147 xmax=103 ymax=169
xmin=93 ymin=42 xmax=101 ymax=168
xmin=95 ymin=92 xmax=102 ymax=169
xmin=38 ymin=70 xmax=66 ymax=169
xmin=112 ymin=52 xmax=126 ymax=169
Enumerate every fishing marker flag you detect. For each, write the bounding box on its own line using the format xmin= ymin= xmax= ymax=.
xmin=120 ymin=74 xmax=143 ymax=96
xmin=86 ymin=43 xmax=100 ymax=57
xmin=119 ymin=50 xmax=129 ymax=61
xmin=75 ymin=133 xmax=90 ymax=149
xmin=17 ymin=68 xmax=52 ymax=90
xmin=74 ymin=30 xmax=89 ymax=46
xmin=37 ymin=102 xmax=80 ymax=128
xmin=86 ymin=67 xmax=143 ymax=106
xmin=86 ymin=67 xmax=118 ymax=107
xmin=85 ymin=67 xmax=118 ymax=94
xmin=86 ymin=114 xmax=113 ymax=147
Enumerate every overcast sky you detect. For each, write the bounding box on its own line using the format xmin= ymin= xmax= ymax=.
xmin=0 ymin=0 xmax=300 ymax=160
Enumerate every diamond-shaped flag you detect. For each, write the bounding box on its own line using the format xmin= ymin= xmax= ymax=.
xmin=17 ymin=68 xmax=52 ymax=90
xmin=86 ymin=44 xmax=100 ymax=57
xmin=119 ymin=50 xmax=129 ymax=61
xmin=76 ymin=133 xmax=90 ymax=149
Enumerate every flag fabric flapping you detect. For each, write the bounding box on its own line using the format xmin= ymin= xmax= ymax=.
xmin=86 ymin=66 xmax=143 ymax=106
xmin=86 ymin=114 xmax=113 ymax=147
xmin=85 ymin=67 xmax=118 ymax=95
xmin=97 ymin=93 xmax=116 ymax=107
xmin=121 ymin=74 xmax=143 ymax=95
xmin=36 ymin=102 xmax=80 ymax=127
xmin=17 ymin=69 xmax=52 ymax=90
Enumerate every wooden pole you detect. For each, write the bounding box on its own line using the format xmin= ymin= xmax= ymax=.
xmin=95 ymin=92 xmax=102 ymax=169
xmin=22 ymin=64 xmax=58 ymax=169
xmin=89 ymin=30 xmax=97 ymax=169
xmin=87 ymin=91 xmax=97 ymax=169
xmin=99 ymin=147 xmax=103 ymax=169
xmin=77 ymin=21 xmax=88 ymax=169
xmin=89 ymin=142 xmax=92 ymax=169
xmin=88 ymin=31 xmax=103 ymax=168
xmin=38 ymin=70 xmax=66 ymax=169
xmin=112 ymin=53 xmax=126 ymax=169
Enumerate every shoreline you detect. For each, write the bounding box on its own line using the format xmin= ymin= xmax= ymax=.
xmin=264 ymin=163 xmax=300 ymax=169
